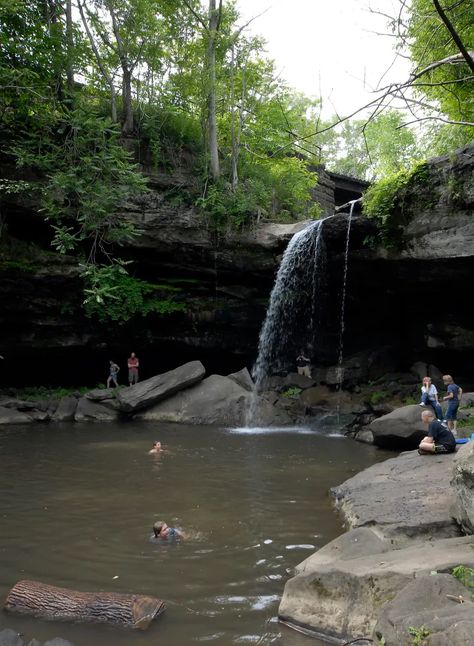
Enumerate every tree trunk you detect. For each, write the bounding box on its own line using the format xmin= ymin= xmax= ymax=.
xmin=65 ymin=0 xmax=75 ymax=94
xmin=5 ymin=580 xmax=165 ymax=630
xmin=122 ymin=67 xmax=134 ymax=135
xmin=207 ymin=0 xmax=220 ymax=181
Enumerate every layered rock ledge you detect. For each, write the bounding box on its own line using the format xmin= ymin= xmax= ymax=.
xmin=279 ymin=446 xmax=474 ymax=645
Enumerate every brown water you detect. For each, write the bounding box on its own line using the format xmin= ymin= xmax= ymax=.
xmin=0 ymin=422 xmax=387 ymax=645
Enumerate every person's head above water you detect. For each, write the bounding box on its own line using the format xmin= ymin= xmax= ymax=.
xmin=149 ymin=441 xmax=162 ymax=454
xmin=153 ymin=520 xmax=168 ymax=537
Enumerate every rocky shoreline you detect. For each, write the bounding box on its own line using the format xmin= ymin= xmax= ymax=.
xmin=279 ymin=444 xmax=474 ymax=645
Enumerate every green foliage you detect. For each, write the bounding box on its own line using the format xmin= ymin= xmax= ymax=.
xmin=10 ymin=106 xmax=147 ymax=257
xmin=452 ymin=565 xmax=474 ymax=591
xmin=322 ymin=111 xmax=421 ymax=181
xmin=362 ymin=160 xmax=429 ymax=245
xmin=403 ymin=396 xmax=417 ymax=406
xmin=407 ymin=0 xmax=474 ymax=125
xmin=408 ymin=625 xmax=431 ymax=645
xmin=0 ymin=385 xmax=92 ymax=401
xmin=369 ymin=391 xmax=386 ymax=405
xmin=81 ymin=263 xmax=185 ymax=324
xmin=0 ymin=258 xmax=38 ymax=273
xmin=456 ymin=417 xmax=474 ymax=429
xmin=282 ymin=387 xmax=303 ymax=398
xmin=197 ymin=158 xmax=321 ymax=228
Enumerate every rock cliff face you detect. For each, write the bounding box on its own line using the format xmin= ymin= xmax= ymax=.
xmin=0 ymin=142 xmax=473 ymax=388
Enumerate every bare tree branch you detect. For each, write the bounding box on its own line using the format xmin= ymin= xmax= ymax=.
xmin=432 ymin=0 xmax=474 ymax=73
xmin=181 ymin=0 xmax=208 ymax=31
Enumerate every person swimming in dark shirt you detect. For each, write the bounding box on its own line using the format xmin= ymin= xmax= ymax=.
xmin=150 ymin=520 xmax=185 ymax=542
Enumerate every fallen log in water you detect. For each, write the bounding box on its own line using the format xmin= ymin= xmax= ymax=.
xmin=4 ymin=580 xmax=165 ymax=630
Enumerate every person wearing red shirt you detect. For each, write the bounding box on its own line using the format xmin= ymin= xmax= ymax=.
xmin=127 ymin=352 xmax=139 ymax=386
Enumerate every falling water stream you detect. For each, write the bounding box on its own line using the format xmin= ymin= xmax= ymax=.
xmin=246 ymin=219 xmax=327 ymax=426
xmin=336 ymin=201 xmax=357 ymax=393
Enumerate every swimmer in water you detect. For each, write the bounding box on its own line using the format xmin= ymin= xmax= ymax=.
xmin=151 ymin=520 xmax=184 ymax=541
xmin=148 ymin=441 xmax=162 ymax=454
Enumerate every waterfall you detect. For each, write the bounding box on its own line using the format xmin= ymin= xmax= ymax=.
xmin=336 ymin=200 xmax=357 ymax=391
xmin=246 ymin=218 xmax=326 ymax=426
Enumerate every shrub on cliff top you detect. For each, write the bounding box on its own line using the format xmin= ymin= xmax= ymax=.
xmin=362 ymin=160 xmax=429 ymax=245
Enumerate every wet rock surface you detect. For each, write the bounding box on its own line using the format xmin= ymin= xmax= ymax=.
xmin=279 ymin=445 xmax=474 ymax=643
xmin=0 ymin=632 xmax=74 ymax=646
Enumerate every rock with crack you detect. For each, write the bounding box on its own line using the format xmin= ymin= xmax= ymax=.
xmin=116 ymin=361 xmax=205 ymax=413
xmin=135 ymin=374 xmax=249 ymax=426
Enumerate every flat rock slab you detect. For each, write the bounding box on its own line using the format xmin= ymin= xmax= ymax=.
xmin=374 ymin=574 xmax=474 ymax=646
xmin=116 ymin=361 xmax=205 ymax=412
xmin=135 ymin=374 xmax=249 ymax=425
xmin=0 ymin=406 xmax=33 ymax=425
xmin=331 ymin=450 xmax=461 ymax=544
xmin=279 ymin=535 xmax=474 ymax=643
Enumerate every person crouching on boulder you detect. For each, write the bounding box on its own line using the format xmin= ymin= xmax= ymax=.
xmin=151 ymin=520 xmax=184 ymax=541
xmin=418 ymin=409 xmax=456 ymax=454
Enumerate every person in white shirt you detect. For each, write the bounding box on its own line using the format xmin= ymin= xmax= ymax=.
xmin=419 ymin=376 xmax=443 ymax=420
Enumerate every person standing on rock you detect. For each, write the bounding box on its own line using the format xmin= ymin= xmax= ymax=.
xmin=419 ymin=376 xmax=443 ymax=420
xmin=442 ymin=374 xmax=462 ymax=434
xmin=296 ymin=350 xmax=311 ymax=378
xmin=127 ymin=352 xmax=139 ymax=386
xmin=418 ymin=409 xmax=456 ymax=454
xmin=107 ymin=360 xmax=120 ymax=388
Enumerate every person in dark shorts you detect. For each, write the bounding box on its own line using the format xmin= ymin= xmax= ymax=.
xmin=107 ymin=360 xmax=120 ymax=388
xmin=418 ymin=409 xmax=456 ymax=454
xmin=442 ymin=374 xmax=462 ymax=434
xmin=127 ymin=352 xmax=139 ymax=386
xmin=150 ymin=520 xmax=184 ymax=542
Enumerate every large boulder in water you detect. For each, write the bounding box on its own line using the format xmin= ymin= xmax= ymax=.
xmin=135 ymin=374 xmax=249 ymax=425
xmin=116 ymin=361 xmax=206 ymax=412
xmin=451 ymin=442 xmax=474 ymax=534
xmin=368 ymin=404 xmax=427 ymax=449
xmin=374 ymin=574 xmax=474 ymax=646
